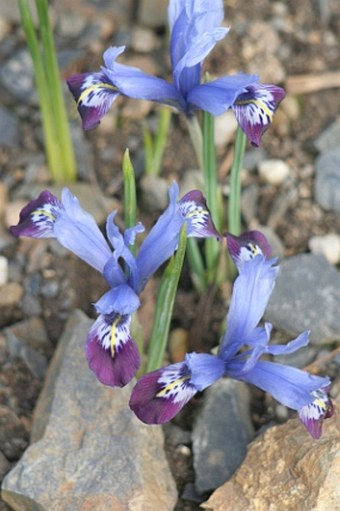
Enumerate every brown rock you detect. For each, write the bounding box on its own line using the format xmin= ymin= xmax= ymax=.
xmin=0 ymin=283 xmax=23 ymax=327
xmin=202 ymin=409 xmax=340 ymax=511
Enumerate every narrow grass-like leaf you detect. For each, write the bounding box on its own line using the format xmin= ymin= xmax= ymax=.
xmin=203 ymin=109 xmax=222 ymax=284
xmin=228 ymin=126 xmax=246 ymax=236
xmin=146 ymin=225 xmax=187 ymax=372
xmin=123 ymin=149 xmax=137 ymax=254
xmin=19 ymin=0 xmax=62 ymax=182
xmin=35 ymin=0 xmax=76 ymax=182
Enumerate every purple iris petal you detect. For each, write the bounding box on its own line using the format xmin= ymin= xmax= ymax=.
xmin=10 ymin=188 xmax=112 ymax=274
xmin=226 ymin=230 xmax=272 ymax=271
xmin=10 ymin=190 xmax=61 ymax=238
xmin=67 ymin=71 xmax=119 ymax=130
xmin=178 ymin=189 xmax=220 ymax=239
xmin=129 ymin=362 xmax=197 ymax=424
xmin=226 ymin=359 xmax=330 ymax=411
xmin=232 ymin=83 xmax=286 ymax=146
xmin=86 ymin=312 xmax=140 ymax=387
xmin=298 ymin=387 xmax=334 ymax=439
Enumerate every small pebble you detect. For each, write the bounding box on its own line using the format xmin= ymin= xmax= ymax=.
xmin=258 ymin=159 xmax=291 ymax=185
xmin=214 ymin=110 xmax=238 ymax=148
xmin=0 ymin=256 xmax=8 ymax=286
xmin=308 ymin=233 xmax=340 ymax=265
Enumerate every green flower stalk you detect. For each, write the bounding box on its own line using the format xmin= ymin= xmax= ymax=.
xmin=19 ymin=0 xmax=76 ymax=183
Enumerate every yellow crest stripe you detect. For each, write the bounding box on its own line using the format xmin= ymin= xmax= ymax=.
xmin=237 ymin=98 xmax=273 ymax=121
xmin=77 ymin=83 xmax=117 ymax=106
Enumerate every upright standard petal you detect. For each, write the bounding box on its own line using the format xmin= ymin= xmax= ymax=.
xmin=10 ymin=190 xmax=61 ymax=238
xmin=226 ymin=230 xmax=272 ymax=272
xmin=232 ymin=83 xmax=286 ymax=146
xmin=221 ymin=255 xmax=278 ymax=360
xmin=135 ymin=182 xmax=183 ymax=292
xmin=67 ymin=72 xmax=119 ymax=130
xmin=169 ymin=0 xmax=228 ymax=97
xmin=129 ymin=362 xmax=197 ymax=424
xmin=298 ymin=386 xmax=334 ymax=439
xmin=86 ymin=312 xmax=140 ymax=387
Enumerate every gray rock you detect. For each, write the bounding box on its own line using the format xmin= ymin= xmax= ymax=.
xmin=192 ymin=379 xmax=254 ymax=494
xmin=5 ymin=317 xmax=52 ymax=356
xmin=138 ymin=0 xmax=168 ymax=27
xmin=139 ymin=174 xmax=169 ymax=212
xmin=0 ymin=50 xmax=36 ymax=105
xmin=314 ymin=148 xmax=340 ymax=213
xmin=2 ymin=310 xmax=177 ymax=511
xmin=0 ymin=0 xmax=37 ymax=23
xmin=265 ymin=254 xmax=340 ymax=344
xmin=0 ymin=107 xmax=20 ymax=148
xmin=314 ymin=119 xmax=340 ymax=154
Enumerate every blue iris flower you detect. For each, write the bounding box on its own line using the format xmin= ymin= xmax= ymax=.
xmin=67 ymin=0 xmax=285 ymax=146
xmin=10 ymin=183 xmax=219 ymax=387
xmin=129 ymin=231 xmax=333 ymax=439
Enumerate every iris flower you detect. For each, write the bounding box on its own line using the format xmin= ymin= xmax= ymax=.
xmin=10 ymin=183 xmax=219 ymax=387
xmin=129 ymin=231 xmax=333 ymax=439
xmin=67 ymin=0 xmax=285 ymax=146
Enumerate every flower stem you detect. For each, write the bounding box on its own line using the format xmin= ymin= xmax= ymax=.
xmin=144 ymin=106 xmax=172 ymax=176
xmin=202 ymin=110 xmax=222 ymax=284
xmin=19 ymin=0 xmax=62 ymax=183
xmin=228 ymin=127 xmax=247 ymax=236
xmin=146 ymin=225 xmax=187 ymax=372
xmin=35 ymin=0 xmax=76 ymax=182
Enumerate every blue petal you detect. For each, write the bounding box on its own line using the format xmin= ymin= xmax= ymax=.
xmin=169 ymin=0 xmax=228 ymax=95
xmin=102 ymin=47 xmax=181 ymax=108
xmin=187 ymin=75 xmax=258 ymax=115
xmin=220 ymin=256 xmax=278 ymax=360
xmin=226 ymin=359 xmax=330 ymax=410
xmin=266 ymin=331 xmax=310 ymax=356
xmin=53 ymin=189 xmax=112 ymax=273
xmin=105 ymin=212 xmax=140 ymax=290
xmin=185 ymin=352 xmax=224 ymax=391
xmin=94 ymin=284 xmax=140 ymax=316
xmin=135 ymin=182 xmax=183 ymax=292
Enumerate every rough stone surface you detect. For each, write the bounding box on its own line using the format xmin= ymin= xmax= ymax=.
xmin=1 ymin=310 xmax=177 ymax=511
xmin=314 ymin=148 xmax=340 ymax=213
xmin=258 ymin=159 xmax=291 ymax=185
xmin=192 ymin=380 xmax=254 ymax=494
xmin=202 ymin=408 xmax=340 ymax=511
xmin=308 ymin=233 xmax=340 ymax=265
xmin=314 ymin=119 xmax=340 ymax=154
xmin=265 ymin=254 xmax=340 ymax=344
xmin=0 ymin=107 xmax=20 ymax=148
